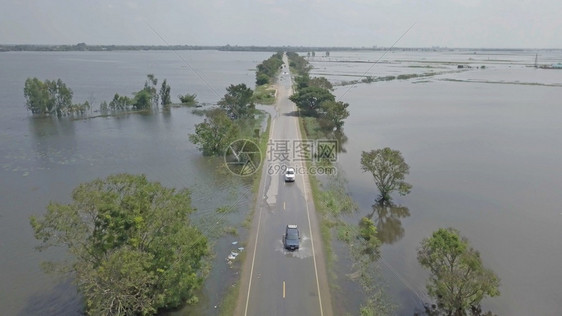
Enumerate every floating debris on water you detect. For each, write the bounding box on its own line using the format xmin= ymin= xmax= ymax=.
xmin=226 ymin=249 xmax=241 ymax=262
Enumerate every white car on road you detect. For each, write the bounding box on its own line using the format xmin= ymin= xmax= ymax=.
xmin=284 ymin=167 xmax=296 ymax=182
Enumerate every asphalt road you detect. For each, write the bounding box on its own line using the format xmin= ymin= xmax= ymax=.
xmin=235 ymin=54 xmax=333 ymax=316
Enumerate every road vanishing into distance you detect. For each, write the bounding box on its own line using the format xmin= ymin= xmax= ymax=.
xmin=235 ymin=54 xmax=333 ymax=316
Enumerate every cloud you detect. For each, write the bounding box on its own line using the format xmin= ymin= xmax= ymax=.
xmin=0 ymin=0 xmax=560 ymax=47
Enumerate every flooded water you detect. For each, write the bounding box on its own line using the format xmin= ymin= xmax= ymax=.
xmin=308 ymin=50 xmax=562 ymax=315
xmin=3 ymin=49 xmax=562 ymax=315
xmin=0 ymin=50 xmax=270 ymax=315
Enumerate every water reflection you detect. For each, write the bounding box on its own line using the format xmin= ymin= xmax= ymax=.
xmin=320 ymin=128 xmax=349 ymax=154
xmin=368 ymin=201 xmax=410 ymax=245
xmin=333 ymin=129 xmax=348 ymax=154
xmin=28 ymin=116 xmax=76 ymax=138
xmin=19 ymin=279 xmax=82 ymax=316
xmin=28 ymin=117 xmax=77 ymax=168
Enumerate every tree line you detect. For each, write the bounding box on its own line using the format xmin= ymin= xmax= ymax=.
xmin=255 ymin=52 xmax=283 ymax=85
xmin=24 ymin=75 xmax=197 ymax=117
xmin=288 ymin=52 xmax=350 ymax=133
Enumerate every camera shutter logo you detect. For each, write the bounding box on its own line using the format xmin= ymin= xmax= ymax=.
xmin=224 ymin=139 xmax=262 ymax=176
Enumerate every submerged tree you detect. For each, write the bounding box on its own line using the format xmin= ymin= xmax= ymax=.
xmin=24 ymin=78 xmax=73 ymax=116
xmin=160 ymin=79 xmax=172 ymax=108
xmin=360 ymin=148 xmax=412 ymax=203
xmin=29 ymin=174 xmax=209 ymax=315
xmin=144 ymin=74 xmax=159 ymax=107
xmin=108 ymin=93 xmax=132 ymax=111
xmin=133 ymin=89 xmax=153 ymax=110
xmin=417 ymin=228 xmax=500 ymax=316
xmin=179 ymin=93 xmax=197 ymax=106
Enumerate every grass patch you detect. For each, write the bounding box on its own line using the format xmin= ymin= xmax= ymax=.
xmin=218 ymin=279 xmax=241 ymax=316
xmin=223 ymin=226 xmax=238 ymax=236
xmin=301 ymin=116 xmax=331 ymax=140
xmin=253 ymin=85 xmax=276 ymax=105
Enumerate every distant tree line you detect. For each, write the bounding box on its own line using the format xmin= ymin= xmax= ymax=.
xmin=1 ymin=43 xmax=462 ymax=53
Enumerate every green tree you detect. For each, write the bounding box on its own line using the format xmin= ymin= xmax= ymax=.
xmin=218 ymin=83 xmax=255 ymax=119
xmin=144 ymin=74 xmax=159 ymax=107
xmin=256 ymin=73 xmax=270 ymax=85
xmin=289 ymin=86 xmax=335 ymax=117
xmin=69 ymin=100 xmax=90 ymax=116
xmin=24 ymin=77 xmax=49 ymax=114
xmin=24 ymin=78 xmax=73 ymax=116
xmin=255 ymin=52 xmax=283 ymax=85
xmin=294 ymin=74 xmax=310 ymax=90
xmin=133 ymin=89 xmax=153 ymax=110
xmin=108 ymin=93 xmax=132 ymax=111
xmin=160 ymin=79 xmax=172 ymax=108
xmin=286 ymin=52 xmax=311 ymax=75
xmin=309 ymin=76 xmax=333 ymax=91
xmin=189 ymin=108 xmax=240 ymax=156
xmin=357 ymin=217 xmax=381 ymax=261
xmin=360 ymin=148 xmax=412 ymax=203
xmin=319 ymin=100 xmax=349 ymax=130
xmin=179 ymin=93 xmax=198 ymax=106
xmin=417 ymin=228 xmax=500 ymax=316
xmin=29 ymin=174 xmax=209 ymax=315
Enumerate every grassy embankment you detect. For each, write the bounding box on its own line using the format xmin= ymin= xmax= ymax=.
xmin=252 ymin=84 xmax=277 ymax=105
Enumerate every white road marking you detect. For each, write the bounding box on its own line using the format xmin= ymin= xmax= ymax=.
xmin=294 ymin=90 xmax=325 ymax=316
xmin=244 ymin=56 xmax=325 ymax=315
xmin=244 ymin=134 xmax=274 ymax=316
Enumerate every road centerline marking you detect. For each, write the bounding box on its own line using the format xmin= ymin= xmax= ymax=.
xmin=283 ymin=281 xmax=286 ymax=298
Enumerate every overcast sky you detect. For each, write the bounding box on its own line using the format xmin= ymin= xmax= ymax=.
xmin=1 ymin=0 xmax=560 ymax=48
